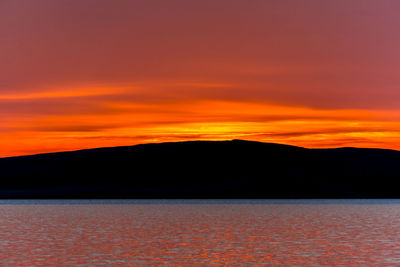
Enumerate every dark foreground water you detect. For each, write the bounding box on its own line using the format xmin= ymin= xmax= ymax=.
xmin=1 ymin=200 xmax=400 ymax=266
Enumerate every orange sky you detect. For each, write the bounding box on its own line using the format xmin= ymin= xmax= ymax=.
xmin=1 ymin=0 xmax=400 ymax=157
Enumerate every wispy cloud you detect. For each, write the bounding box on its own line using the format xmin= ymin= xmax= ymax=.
xmin=2 ymin=1 xmax=400 ymax=156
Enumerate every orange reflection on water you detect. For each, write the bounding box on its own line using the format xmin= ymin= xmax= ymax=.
xmin=1 ymin=202 xmax=400 ymax=266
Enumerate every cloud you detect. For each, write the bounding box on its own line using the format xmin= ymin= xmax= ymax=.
xmin=2 ymin=0 xmax=400 ymax=109
xmin=1 ymin=0 xmax=400 ymax=156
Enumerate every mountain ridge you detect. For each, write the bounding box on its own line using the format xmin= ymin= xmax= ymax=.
xmin=1 ymin=139 xmax=400 ymax=198
xmin=2 ymin=139 xmax=399 ymax=160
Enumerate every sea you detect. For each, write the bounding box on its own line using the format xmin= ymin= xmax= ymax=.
xmin=1 ymin=199 xmax=400 ymax=266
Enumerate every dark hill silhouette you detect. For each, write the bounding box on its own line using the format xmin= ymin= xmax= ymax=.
xmin=1 ymin=140 xmax=400 ymax=198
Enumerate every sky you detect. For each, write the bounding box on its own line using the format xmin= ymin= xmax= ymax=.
xmin=1 ymin=0 xmax=400 ymax=157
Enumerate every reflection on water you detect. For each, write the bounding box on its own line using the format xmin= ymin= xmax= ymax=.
xmin=1 ymin=200 xmax=400 ymax=266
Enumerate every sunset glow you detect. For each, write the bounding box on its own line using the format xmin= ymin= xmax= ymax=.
xmin=1 ymin=0 xmax=400 ymax=157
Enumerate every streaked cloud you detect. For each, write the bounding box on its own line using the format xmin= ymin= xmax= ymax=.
xmin=1 ymin=0 xmax=400 ymax=156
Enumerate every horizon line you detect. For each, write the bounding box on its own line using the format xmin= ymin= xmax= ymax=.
xmin=1 ymin=139 xmax=399 ymax=160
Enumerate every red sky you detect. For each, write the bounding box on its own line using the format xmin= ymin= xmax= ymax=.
xmin=1 ymin=0 xmax=400 ymax=157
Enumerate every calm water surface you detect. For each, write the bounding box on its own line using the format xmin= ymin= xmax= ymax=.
xmin=1 ymin=200 xmax=400 ymax=266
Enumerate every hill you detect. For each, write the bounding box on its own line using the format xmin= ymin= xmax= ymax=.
xmin=1 ymin=140 xmax=400 ymax=198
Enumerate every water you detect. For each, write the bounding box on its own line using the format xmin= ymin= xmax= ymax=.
xmin=1 ymin=200 xmax=400 ymax=266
